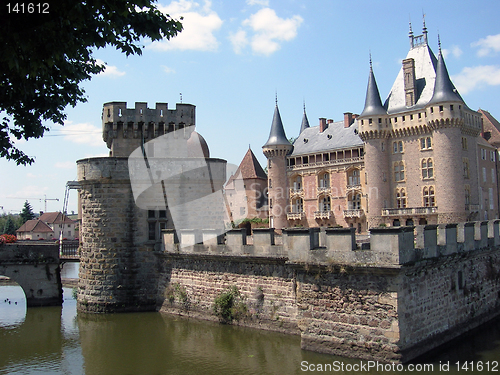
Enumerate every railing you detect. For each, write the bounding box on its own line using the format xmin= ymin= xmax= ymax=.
xmin=382 ymin=207 xmax=438 ymax=216
xmin=287 ymin=156 xmax=364 ymax=171
xmin=343 ymin=209 xmax=364 ymax=218
xmin=314 ymin=210 xmax=332 ymax=219
xmin=289 ymin=188 xmax=303 ymax=196
xmin=287 ymin=212 xmax=305 ymax=220
xmin=60 ymin=241 xmax=80 ymax=259
xmin=317 ymin=187 xmax=330 ymax=195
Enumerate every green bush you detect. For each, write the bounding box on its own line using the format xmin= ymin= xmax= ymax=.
xmin=213 ymin=286 xmax=247 ymax=323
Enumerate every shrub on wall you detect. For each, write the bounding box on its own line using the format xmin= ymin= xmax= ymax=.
xmin=213 ymin=285 xmax=247 ymax=323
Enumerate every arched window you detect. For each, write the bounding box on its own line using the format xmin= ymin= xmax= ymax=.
xmin=423 ymin=186 xmax=435 ymax=207
xmin=292 ymin=198 xmax=303 ymax=213
xmin=396 ymin=188 xmax=407 ymax=208
xmin=292 ymin=175 xmax=302 ymax=191
xmin=394 ymin=161 xmax=405 ymax=181
xmin=348 ymin=169 xmax=361 ymax=186
xmin=348 ymin=192 xmax=361 ymax=210
xmin=421 ymin=158 xmax=433 ymax=179
xmin=318 ymin=172 xmax=330 ymax=188
xmin=319 ymin=196 xmax=331 ymax=212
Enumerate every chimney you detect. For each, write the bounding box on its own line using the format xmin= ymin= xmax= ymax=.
xmin=344 ymin=112 xmax=354 ymax=128
xmin=319 ymin=118 xmax=327 ymax=132
xmin=403 ymin=58 xmax=416 ymax=107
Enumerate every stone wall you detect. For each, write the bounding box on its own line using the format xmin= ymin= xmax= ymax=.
xmin=0 ymin=243 xmax=62 ymax=307
xmin=158 ymin=222 xmax=500 ymax=362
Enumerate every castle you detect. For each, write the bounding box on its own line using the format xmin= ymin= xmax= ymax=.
xmin=74 ymin=22 xmax=500 ymax=363
xmin=264 ymin=23 xmax=499 ymax=233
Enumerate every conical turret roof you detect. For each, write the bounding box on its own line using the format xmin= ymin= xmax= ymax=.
xmin=299 ymin=108 xmax=310 ymax=134
xmin=428 ymin=48 xmax=463 ymax=105
xmin=360 ymin=64 xmax=386 ymax=117
xmin=263 ymin=105 xmax=291 ymax=148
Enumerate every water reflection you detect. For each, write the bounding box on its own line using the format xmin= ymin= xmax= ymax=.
xmin=0 ymin=283 xmax=500 ymax=375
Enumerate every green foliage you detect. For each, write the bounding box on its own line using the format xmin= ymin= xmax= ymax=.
xmin=233 ymin=217 xmax=269 ymax=228
xmin=0 ymin=1 xmax=183 ymax=164
xmin=0 ymin=214 xmax=23 ymax=234
xmin=20 ymin=201 xmax=35 ymax=224
xmin=213 ymin=286 xmax=247 ymax=323
xmin=165 ymin=282 xmax=189 ymax=308
xmin=2 ymin=216 xmax=16 ymax=235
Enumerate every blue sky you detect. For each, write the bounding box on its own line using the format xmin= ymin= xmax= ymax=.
xmin=2 ymin=0 xmax=500 ymax=215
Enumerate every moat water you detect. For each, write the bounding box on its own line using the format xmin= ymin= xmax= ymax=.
xmin=1 ymin=263 xmax=500 ymax=375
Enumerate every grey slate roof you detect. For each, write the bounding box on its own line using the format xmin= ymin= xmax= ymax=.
xmin=299 ymin=110 xmax=310 ymax=134
xmin=263 ymin=105 xmax=292 ymax=147
xmin=360 ymin=66 xmax=386 ymax=117
xmin=428 ymin=50 xmax=464 ymax=105
xmin=384 ymin=43 xmax=438 ymax=114
xmin=291 ymin=120 xmax=363 ymax=156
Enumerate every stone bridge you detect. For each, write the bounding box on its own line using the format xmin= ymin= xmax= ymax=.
xmin=0 ymin=243 xmax=63 ymax=307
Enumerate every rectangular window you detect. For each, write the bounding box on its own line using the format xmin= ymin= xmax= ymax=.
xmin=483 ymin=167 xmax=487 ymax=183
xmin=490 ymin=188 xmax=494 ymax=210
xmin=481 ymin=149 xmax=487 ymax=160
xmin=491 ymin=151 xmax=496 ymax=162
xmin=492 ymin=169 xmax=496 ymax=184
xmin=148 ymin=222 xmax=156 ymax=241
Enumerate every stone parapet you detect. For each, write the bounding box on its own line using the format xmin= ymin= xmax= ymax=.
xmin=162 ymin=220 xmax=500 ymax=267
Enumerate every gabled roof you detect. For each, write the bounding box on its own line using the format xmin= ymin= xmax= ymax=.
xmin=39 ymin=212 xmax=75 ymax=225
xmin=291 ymin=120 xmax=363 ymax=156
xmin=225 ymin=148 xmax=267 ymax=188
xmin=263 ymin=105 xmax=292 ymax=148
xmin=16 ymin=219 xmax=54 ymax=233
xmin=479 ymin=109 xmax=500 ymax=148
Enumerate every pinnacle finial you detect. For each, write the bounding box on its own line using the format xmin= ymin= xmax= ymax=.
xmin=369 ymin=51 xmax=373 ymax=71
xmin=275 ymin=91 xmax=278 ymax=106
xmin=303 ymin=99 xmax=306 ymax=113
xmin=438 ymin=34 xmax=442 ymax=54
xmin=180 ymin=92 xmax=183 ymax=103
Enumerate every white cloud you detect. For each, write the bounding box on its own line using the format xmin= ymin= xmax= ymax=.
xmin=246 ymin=0 xmax=269 ymax=6
xmin=229 ymin=29 xmax=248 ymax=54
xmin=442 ymin=45 xmax=462 ymax=59
xmin=241 ymin=8 xmax=303 ymax=55
xmin=452 ymin=65 xmax=500 ymax=94
xmin=472 ymin=34 xmax=500 ymax=57
xmin=95 ymin=59 xmax=126 ymax=77
xmin=150 ymin=0 xmax=223 ymax=52
xmin=54 ymin=161 xmax=75 ymax=169
xmin=60 ymin=121 xmax=103 ymax=147
xmin=162 ymin=65 xmax=176 ymax=74
xmin=7 ymin=185 xmax=49 ymax=199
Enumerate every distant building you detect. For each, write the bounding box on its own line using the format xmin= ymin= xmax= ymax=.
xmin=224 ymin=147 xmax=268 ymax=224
xmin=263 ymin=22 xmax=499 ymax=231
xmin=16 ymin=212 xmax=76 ymax=240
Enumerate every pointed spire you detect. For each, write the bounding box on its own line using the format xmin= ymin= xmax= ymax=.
xmin=428 ymin=38 xmax=463 ymax=105
xmin=263 ymin=103 xmax=292 ymax=147
xmin=360 ymin=56 xmax=386 ymax=117
xmin=422 ymin=12 xmax=428 ymax=44
xmin=299 ymin=101 xmax=310 ymax=134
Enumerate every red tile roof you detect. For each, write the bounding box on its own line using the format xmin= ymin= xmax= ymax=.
xmin=479 ymin=109 xmax=500 ymax=148
xmin=39 ymin=212 xmax=75 ymax=224
xmin=226 ymin=148 xmax=267 ymax=187
xmin=16 ymin=219 xmax=54 ymax=233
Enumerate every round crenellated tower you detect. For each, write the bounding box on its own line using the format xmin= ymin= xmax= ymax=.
xmin=358 ymin=61 xmax=390 ymax=228
xmin=262 ymin=103 xmax=293 ymax=231
xmin=77 ymin=101 xmax=227 ymax=313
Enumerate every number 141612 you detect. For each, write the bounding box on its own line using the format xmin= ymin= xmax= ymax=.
xmin=6 ymin=3 xmax=49 ymax=13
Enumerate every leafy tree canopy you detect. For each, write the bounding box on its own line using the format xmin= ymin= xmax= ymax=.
xmin=2 ymin=215 xmax=17 ymax=235
xmin=0 ymin=1 xmax=182 ymax=165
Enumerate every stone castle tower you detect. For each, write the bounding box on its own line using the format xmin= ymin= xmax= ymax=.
xmin=358 ymin=23 xmax=482 ymax=228
xmin=77 ymin=101 xmax=227 ymax=313
xmin=262 ymin=103 xmax=293 ymax=230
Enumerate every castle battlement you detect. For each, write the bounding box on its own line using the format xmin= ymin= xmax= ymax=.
xmin=101 ymin=101 xmax=196 ymax=157
xmin=163 ymin=220 xmax=500 ymax=267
